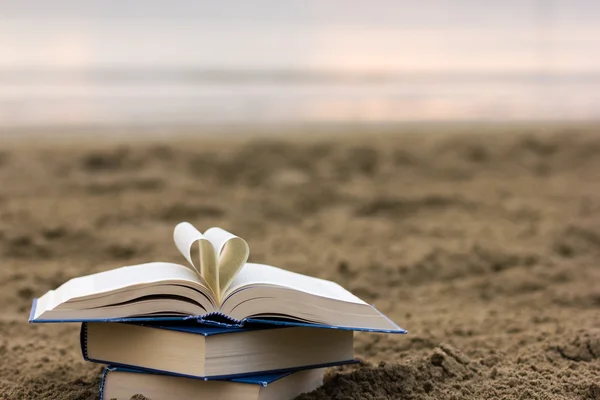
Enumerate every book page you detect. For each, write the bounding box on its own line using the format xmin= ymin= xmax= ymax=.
xmin=48 ymin=262 xmax=204 ymax=307
xmin=173 ymin=222 xmax=218 ymax=294
xmin=173 ymin=222 xmax=209 ymax=274
xmin=204 ymin=227 xmax=249 ymax=297
xmin=204 ymin=227 xmax=238 ymax=255
xmin=225 ymin=263 xmax=366 ymax=305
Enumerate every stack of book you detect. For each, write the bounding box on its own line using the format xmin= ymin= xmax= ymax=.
xmin=30 ymin=222 xmax=405 ymax=399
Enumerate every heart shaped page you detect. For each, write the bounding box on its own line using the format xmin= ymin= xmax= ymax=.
xmin=173 ymin=222 xmax=249 ymax=303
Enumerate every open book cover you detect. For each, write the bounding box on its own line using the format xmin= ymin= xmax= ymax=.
xmin=29 ymin=222 xmax=406 ymax=334
xmin=100 ymin=365 xmax=326 ymax=400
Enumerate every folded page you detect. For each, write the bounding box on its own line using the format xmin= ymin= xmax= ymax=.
xmin=204 ymin=227 xmax=249 ymax=296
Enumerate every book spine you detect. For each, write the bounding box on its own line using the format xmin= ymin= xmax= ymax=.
xmin=197 ymin=311 xmax=244 ymax=327
xmin=98 ymin=366 xmax=112 ymax=400
xmin=79 ymin=322 xmax=89 ymax=361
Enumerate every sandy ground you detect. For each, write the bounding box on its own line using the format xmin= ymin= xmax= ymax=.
xmin=0 ymin=127 xmax=599 ymax=399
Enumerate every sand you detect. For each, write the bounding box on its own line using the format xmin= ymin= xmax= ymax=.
xmin=0 ymin=127 xmax=599 ymax=399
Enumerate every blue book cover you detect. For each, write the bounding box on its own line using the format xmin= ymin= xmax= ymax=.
xmin=29 ymin=298 xmax=407 ymax=334
xmin=99 ymin=365 xmax=326 ymax=400
xmin=81 ymin=322 xmax=360 ymax=380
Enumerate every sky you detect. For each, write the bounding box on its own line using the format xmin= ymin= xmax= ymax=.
xmin=1 ymin=0 xmax=599 ymax=73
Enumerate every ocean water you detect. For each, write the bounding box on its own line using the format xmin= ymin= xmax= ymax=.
xmin=1 ymin=70 xmax=599 ymax=129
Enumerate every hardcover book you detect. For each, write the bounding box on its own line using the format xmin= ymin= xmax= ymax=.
xmin=100 ymin=365 xmax=325 ymax=400
xmin=81 ymin=322 xmax=356 ymax=379
xmin=30 ymin=222 xmax=405 ymax=333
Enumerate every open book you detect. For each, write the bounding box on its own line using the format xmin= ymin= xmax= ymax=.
xmin=29 ymin=222 xmax=404 ymax=333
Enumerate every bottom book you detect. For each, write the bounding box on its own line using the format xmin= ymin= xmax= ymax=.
xmin=100 ymin=366 xmax=325 ymax=400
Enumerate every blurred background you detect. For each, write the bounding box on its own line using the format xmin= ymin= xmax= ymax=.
xmin=1 ymin=0 xmax=599 ymax=134
xmin=2 ymin=3 xmax=600 ymax=398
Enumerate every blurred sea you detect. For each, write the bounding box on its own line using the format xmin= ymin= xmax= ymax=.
xmin=1 ymin=69 xmax=599 ymax=129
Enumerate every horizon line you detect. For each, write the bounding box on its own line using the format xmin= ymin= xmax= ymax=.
xmin=1 ymin=67 xmax=599 ymax=84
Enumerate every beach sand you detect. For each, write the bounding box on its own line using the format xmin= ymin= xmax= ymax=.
xmin=0 ymin=127 xmax=599 ymax=399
